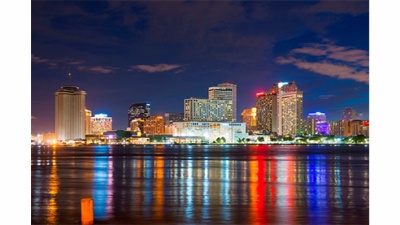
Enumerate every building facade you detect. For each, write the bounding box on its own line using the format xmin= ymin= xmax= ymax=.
xmin=255 ymin=92 xmax=277 ymax=134
xmin=172 ymin=121 xmax=247 ymax=143
xmin=85 ymin=109 xmax=92 ymax=134
xmin=55 ymin=86 xmax=86 ymax=141
xmin=274 ymin=82 xmax=303 ymax=136
xmin=91 ymin=113 xmax=112 ymax=134
xmin=184 ymin=98 xmax=231 ymax=122
xmin=128 ymin=103 xmax=150 ymax=132
xmin=240 ymin=107 xmax=257 ymax=132
xmin=208 ymin=82 xmax=237 ymax=122
xmin=165 ymin=113 xmax=184 ymax=125
xmin=144 ymin=116 xmax=165 ymax=135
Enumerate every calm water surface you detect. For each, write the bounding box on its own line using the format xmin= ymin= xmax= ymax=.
xmin=31 ymin=144 xmax=369 ymax=225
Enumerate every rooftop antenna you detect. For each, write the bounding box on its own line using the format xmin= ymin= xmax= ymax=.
xmin=68 ymin=73 xmax=72 ymax=86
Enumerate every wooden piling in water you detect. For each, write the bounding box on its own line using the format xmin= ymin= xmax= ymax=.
xmin=81 ymin=198 xmax=94 ymax=225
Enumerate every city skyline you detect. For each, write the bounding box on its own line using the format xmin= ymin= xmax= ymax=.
xmin=31 ymin=1 xmax=369 ymax=133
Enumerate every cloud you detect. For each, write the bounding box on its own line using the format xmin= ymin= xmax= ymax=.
xmin=77 ymin=66 xmax=116 ymax=74
xmin=31 ymin=55 xmax=49 ymax=63
xmin=132 ymin=64 xmax=183 ymax=73
xmin=31 ymin=116 xmax=37 ymax=119
xmin=307 ymin=1 xmax=368 ymax=16
xmin=318 ymin=95 xmax=335 ymax=100
xmin=276 ymin=41 xmax=369 ymax=84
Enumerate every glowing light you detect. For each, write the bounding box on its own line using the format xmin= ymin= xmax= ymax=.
xmin=256 ymin=92 xmax=266 ymax=97
xmin=94 ymin=113 xmax=108 ymax=118
xmin=278 ymin=82 xmax=289 ymax=88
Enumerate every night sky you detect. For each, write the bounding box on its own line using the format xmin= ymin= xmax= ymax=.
xmin=31 ymin=1 xmax=369 ymax=134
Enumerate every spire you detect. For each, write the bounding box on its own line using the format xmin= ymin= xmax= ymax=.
xmin=68 ymin=73 xmax=72 ymax=86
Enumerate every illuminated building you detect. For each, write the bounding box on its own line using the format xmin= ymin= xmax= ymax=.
xmin=351 ymin=120 xmax=369 ymax=136
xmin=85 ymin=109 xmax=92 ymax=134
xmin=144 ymin=116 xmax=165 ymax=135
xmin=342 ymin=107 xmax=356 ymax=121
xmin=208 ymin=82 xmax=237 ymax=122
xmin=172 ymin=122 xmax=248 ymax=143
xmin=91 ymin=113 xmax=112 ymax=134
xmin=55 ymin=85 xmax=86 ymax=141
xmin=306 ymin=112 xmax=329 ymax=135
xmin=329 ymin=120 xmax=351 ymax=137
xmin=240 ymin=107 xmax=257 ymax=132
xmin=268 ymin=81 xmax=303 ymax=136
xmin=255 ymin=92 xmax=277 ymax=134
xmin=184 ymin=98 xmax=231 ymax=122
xmin=128 ymin=103 xmax=150 ymax=132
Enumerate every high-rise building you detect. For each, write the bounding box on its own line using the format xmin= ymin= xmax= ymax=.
xmin=240 ymin=107 xmax=257 ymax=132
xmin=55 ymin=85 xmax=86 ymax=141
xmin=342 ymin=107 xmax=356 ymax=121
xmin=273 ymin=82 xmax=303 ymax=136
xmin=184 ymin=98 xmax=231 ymax=122
xmin=85 ymin=109 xmax=92 ymax=134
xmin=306 ymin=112 xmax=329 ymax=135
xmin=128 ymin=103 xmax=150 ymax=132
xmin=91 ymin=113 xmax=112 ymax=134
xmin=144 ymin=116 xmax=165 ymax=135
xmin=208 ymin=82 xmax=237 ymax=122
xmin=255 ymin=92 xmax=277 ymax=134
xmin=329 ymin=120 xmax=351 ymax=137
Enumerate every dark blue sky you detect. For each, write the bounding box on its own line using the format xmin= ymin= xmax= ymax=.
xmin=31 ymin=0 xmax=369 ymax=133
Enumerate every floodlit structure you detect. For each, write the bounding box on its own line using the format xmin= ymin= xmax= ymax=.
xmin=256 ymin=92 xmax=277 ymax=134
xmin=240 ymin=107 xmax=257 ymax=132
xmin=128 ymin=103 xmax=150 ymax=132
xmin=91 ymin=113 xmax=112 ymax=134
xmin=144 ymin=116 xmax=165 ymax=135
xmin=208 ymin=82 xmax=237 ymax=122
xmin=55 ymin=85 xmax=86 ymax=141
xmin=184 ymin=98 xmax=231 ymax=122
xmin=85 ymin=109 xmax=92 ymax=134
xmin=172 ymin=122 xmax=248 ymax=143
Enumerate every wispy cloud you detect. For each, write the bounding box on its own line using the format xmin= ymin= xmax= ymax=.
xmin=31 ymin=116 xmax=37 ymax=120
xmin=318 ymin=95 xmax=335 ymax=100
xmin=132 ymin=64 xmax=183 ymax=73
xmin=276 ymin=41 xmax=369 ymax=84
xmin=78 ymin=66 xmax=116 ymax=74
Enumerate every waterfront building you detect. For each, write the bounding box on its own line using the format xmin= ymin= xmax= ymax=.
xmin=172 ymin=121 xmax=248 ymax=143
xmin=329 ymin=120 xmax=351 ymax=137
xmin=306 ymin=112 xmax=329 ymax=135
xmin=208 ymin=82 xmax=237 ymax=122
xmin=240 ymin=107 xmax=257 ymax=132
xmin=55 ymin=85 xmax=86 ymax=141
xmin=342 ymin=107 xmax=356 ymax=121
xmin=184 ymin=98 xmax=231 ymax=122
xmin=165 ymin=113 xmax=184 ymax=125
xmin=350 ymin=120 xmax=369 ymax=136
xmin=85 ymin=109 xmax=92 ymax=134
xmin=144 ymin=116 xmax=165 ymax=135
xmin=304 ymin=117 xmax=316 ymax=136
xmin=255 ymin=92 xmax=277 ymax=134
xmin=272 ymin=82 xmax=303 ymax=136
xmin=91 ymin=113 xmax=112 ymax=134
xmin=128 ymin=103 xmax=150 ymax=132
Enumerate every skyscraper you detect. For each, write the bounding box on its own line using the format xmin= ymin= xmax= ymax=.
xmin=274 ymin=81 xmax=303 ymax=136
xmin=240 ymin=107 xmax=257 ymax=132
xmin=255 ymin=92 xmax=277 ymax=134
xmin=85 ymin=109 xmax=92 ymax=134
xmin=128 ymin=103 xmax=150 ymax=132
xmin=208 ymin=82 xmax=237 ymax=122
xmin=55 ymin=85 xmax=86 ymax=141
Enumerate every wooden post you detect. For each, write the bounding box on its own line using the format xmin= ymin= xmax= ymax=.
xmin=81 ymin=198 xmax=94 ymax=225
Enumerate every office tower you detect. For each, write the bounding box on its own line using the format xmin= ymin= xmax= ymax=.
xmin=85 ymin=109 xmax=92 ymax=134
xmin=128 ymin=103 xmax=150 ymax=132
xmin=307 ymin=112 xmax=326 ymax=123
xmin=208 ymin=82 xmax=237 ymax=122
xmin=342 ymin=107 xmax=356 ymax=121
xmin=55 ymin=85 xmax=86 ymax=141
xmin=165 ymin=113 xmax=184 ymax=125
xmin=184 ymin=98 xmax=231 ymax=122
xmin=274 ymin=81 xmax=303 ymax=136
xmin=144 ymin=116 xmax=165 ymax=135
xmin=240 ymin=107 xmax=257 ymax=132
xmin=329 ymin=120 xmax=351 ymax=137
xmin=256 ymin=92 xmax=277 ymax=134
xmin=91 ymin=113 xmax=112 ymax=134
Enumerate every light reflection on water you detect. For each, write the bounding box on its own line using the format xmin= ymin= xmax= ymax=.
xmin=31 ymin=145 xmax=369 ymax=225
